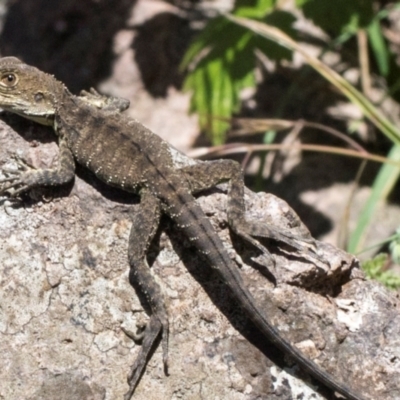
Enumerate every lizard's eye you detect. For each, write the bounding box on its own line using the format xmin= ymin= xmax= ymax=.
xmin=0 ymin=73 xmax=17 ymax=87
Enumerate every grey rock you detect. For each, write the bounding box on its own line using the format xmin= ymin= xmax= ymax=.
xmin=0 ymin=119 xmax=398 ymax=400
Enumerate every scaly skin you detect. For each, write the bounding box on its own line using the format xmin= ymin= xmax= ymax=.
xmin=0 ymin=57 xmax=364 ymax=400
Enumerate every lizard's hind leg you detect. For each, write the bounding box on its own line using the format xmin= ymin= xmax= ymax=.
xmin=180 ymin=160 xmax=317 ymax=265
xmin=125 ymin=189 xmax=169 ymax=400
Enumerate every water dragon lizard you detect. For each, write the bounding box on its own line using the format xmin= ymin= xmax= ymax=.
xmin=0 ymin=57 xmax=364 ymax=400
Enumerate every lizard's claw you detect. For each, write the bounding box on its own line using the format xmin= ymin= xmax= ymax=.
xmin=123 ymin=316 xmax=164 ymax=400
xmin=79 ymin=88 xmax=130 ymax=113
xmin=0 ymin=177 xmax=30 ymax=197
xmin=234 ymin=220 xmax=320 ymax=267
xmin=0 ymin=156 xmax=37 ymax=197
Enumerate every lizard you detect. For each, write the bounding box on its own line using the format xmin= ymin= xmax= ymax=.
xmin=0 ymin=57 xmax=365 ymax=400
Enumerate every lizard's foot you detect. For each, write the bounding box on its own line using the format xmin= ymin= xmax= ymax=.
xmin=0 ymin=156 xmax=37 ymax=197
xmin=232 ymin=218 xmax=319 ymax=266
xmin=79 ymin=88 xmax=130 ymax=113
xmin=123 ymin=315 xmax=165 ymax=400
xmin=121 ymin=318 xmax=147 ymax=342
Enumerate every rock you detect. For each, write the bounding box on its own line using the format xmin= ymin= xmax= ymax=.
xmin=0 ymin=118 xmax=398 ymax=400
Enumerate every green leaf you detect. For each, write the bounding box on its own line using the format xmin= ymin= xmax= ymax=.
xmin=207 ymin=57 xmax=229 ymax=143
xmin=182 ymin=0 xmax=302 ymax=143
xmin=256 ymin=11 xmax=297 ymax=61
xmin=182 ymin=24 xmax=252 ymax=142
xmin=348 ymin=145 xmax=400 ymax=254
xmin=362 ymin=253 xmax=400 ymax=290
xmin=367 ymin=17 xmax=389 ymax=77
xmin=297 ymin=0 xmax=374 ymax=36
xmin=235 ymin=0 xmax=276 ymax=18
xmin=189 ymin=67 xmax=206 ymax=127
xmin=181 ymin=17 xmax=231 ymax=68
xmin=389 ymin=228 xmax=400 ymax=264
xmin=362 ymin=253 xmax=388 ymax=277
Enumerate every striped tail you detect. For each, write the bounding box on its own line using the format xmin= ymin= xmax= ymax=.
xmin=167 ymin=192 xmax=364 ymax=400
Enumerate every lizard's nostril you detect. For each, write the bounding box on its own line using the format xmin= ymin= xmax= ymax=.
xmin=34 ymin=92 xmax=44 ymax=102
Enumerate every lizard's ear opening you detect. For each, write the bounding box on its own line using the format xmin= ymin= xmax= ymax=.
xmin=0 ymin=73 xmax=18 ymax=88
xmin=34 ymin=92 xmax=44 ymax=102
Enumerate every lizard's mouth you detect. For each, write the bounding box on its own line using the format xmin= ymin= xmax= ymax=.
xmin=0 ymin=98 xmax=28 ymax=112
xmin=14 ymin=110 xmax=55 ymax=126
xmin=0 ymin=104 xmax=54 ymax=126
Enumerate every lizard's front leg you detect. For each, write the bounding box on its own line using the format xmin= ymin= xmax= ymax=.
xmin=125 ymin=188 xmax=169 ymax=400
xmin=180 ymin=159 xmax=316 ymax=263
xmin=0 ymin=136 xmax=75 ymax=196
xmin=79 ymin=88 xmax=130 ymax=113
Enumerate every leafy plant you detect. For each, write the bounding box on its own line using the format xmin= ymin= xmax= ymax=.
xmin=298 ymin=0 xmax=400 ymax=98
xmin=362 ymin=253 xmax=400 ymax=290
xmin=222 ymin=12 xmax=400 ymax=256
xmin=182 ymin=0 xmax=296 ymax=144
xmin=297 ymin=0 xmax=374 ymax=35
xmin=183 ymin=1 xmax=400 ymax=261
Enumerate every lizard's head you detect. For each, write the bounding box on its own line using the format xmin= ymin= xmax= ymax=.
xmin=0 ymin=57 xmax=65 ymax=126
